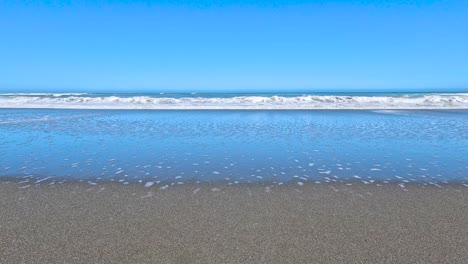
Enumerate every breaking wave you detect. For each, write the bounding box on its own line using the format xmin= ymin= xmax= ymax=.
xmin=0 ymin=93 xmax=467 ymax=109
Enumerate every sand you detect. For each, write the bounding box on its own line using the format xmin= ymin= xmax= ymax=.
xmin=0 ymin=182 xmax=467 ymax=264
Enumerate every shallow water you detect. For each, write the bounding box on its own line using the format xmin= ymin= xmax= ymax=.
xmin=0 ymin=109 xmax=467 ymax=186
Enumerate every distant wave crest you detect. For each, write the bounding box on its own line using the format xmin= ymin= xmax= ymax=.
xmin=0 ymin=93 xmax=467 ymax=109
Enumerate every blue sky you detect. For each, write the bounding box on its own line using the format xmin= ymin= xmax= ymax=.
xmin=0 ymin=0 xmax=467 ymax=92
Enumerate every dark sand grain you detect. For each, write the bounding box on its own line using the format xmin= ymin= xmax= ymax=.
xmin=1 ymin=182 xmax=467 ymax=264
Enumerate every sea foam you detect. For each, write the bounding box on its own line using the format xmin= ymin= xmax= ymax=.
xmin=0 ymin=93 xmax=467 ymax=109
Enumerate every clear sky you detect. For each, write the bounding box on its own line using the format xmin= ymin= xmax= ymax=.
xmin=0 ymin=0 xmax=467 ymax=93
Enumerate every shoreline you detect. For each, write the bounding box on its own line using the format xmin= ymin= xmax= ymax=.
xmin=1 ymin=182 xmax=467 ymax=263
xmin=2 ymin=177 xmax=468 ymax=190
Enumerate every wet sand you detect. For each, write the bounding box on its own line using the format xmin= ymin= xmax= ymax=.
xmin=0 ymin=182 xmax=467 ymax=264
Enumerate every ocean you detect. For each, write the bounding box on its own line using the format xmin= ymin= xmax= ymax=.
xmin=0 ymin=91 xmax=467 ymax=109
xmin=0 ymin=92 xmax=467 ymax=187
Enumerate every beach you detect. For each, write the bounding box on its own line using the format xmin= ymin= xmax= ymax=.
xmin=1 ymin=108 xmax=467 ymax=263
xmin=2 ymin=0 xmax=468 ymax=262
xmin=1 ymin=182 xmax=467 ymax=264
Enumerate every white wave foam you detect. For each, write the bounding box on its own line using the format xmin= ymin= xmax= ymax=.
xmin=0 ymin=93 xmax=88 ymax=97
xmin=0 ymin=93 xmax=467 ymax=109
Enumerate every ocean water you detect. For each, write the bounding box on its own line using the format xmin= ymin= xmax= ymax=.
xmin=0 ymin=92 xmax=467 ymax=109
xmin=0 ymin=108 xmax=467 ymax=187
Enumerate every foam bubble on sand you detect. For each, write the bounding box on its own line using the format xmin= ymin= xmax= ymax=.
xmin=35 ymin=177 xmax=51 ymax=184
xmin=144 ymin=182 xmax=154 ymax=187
